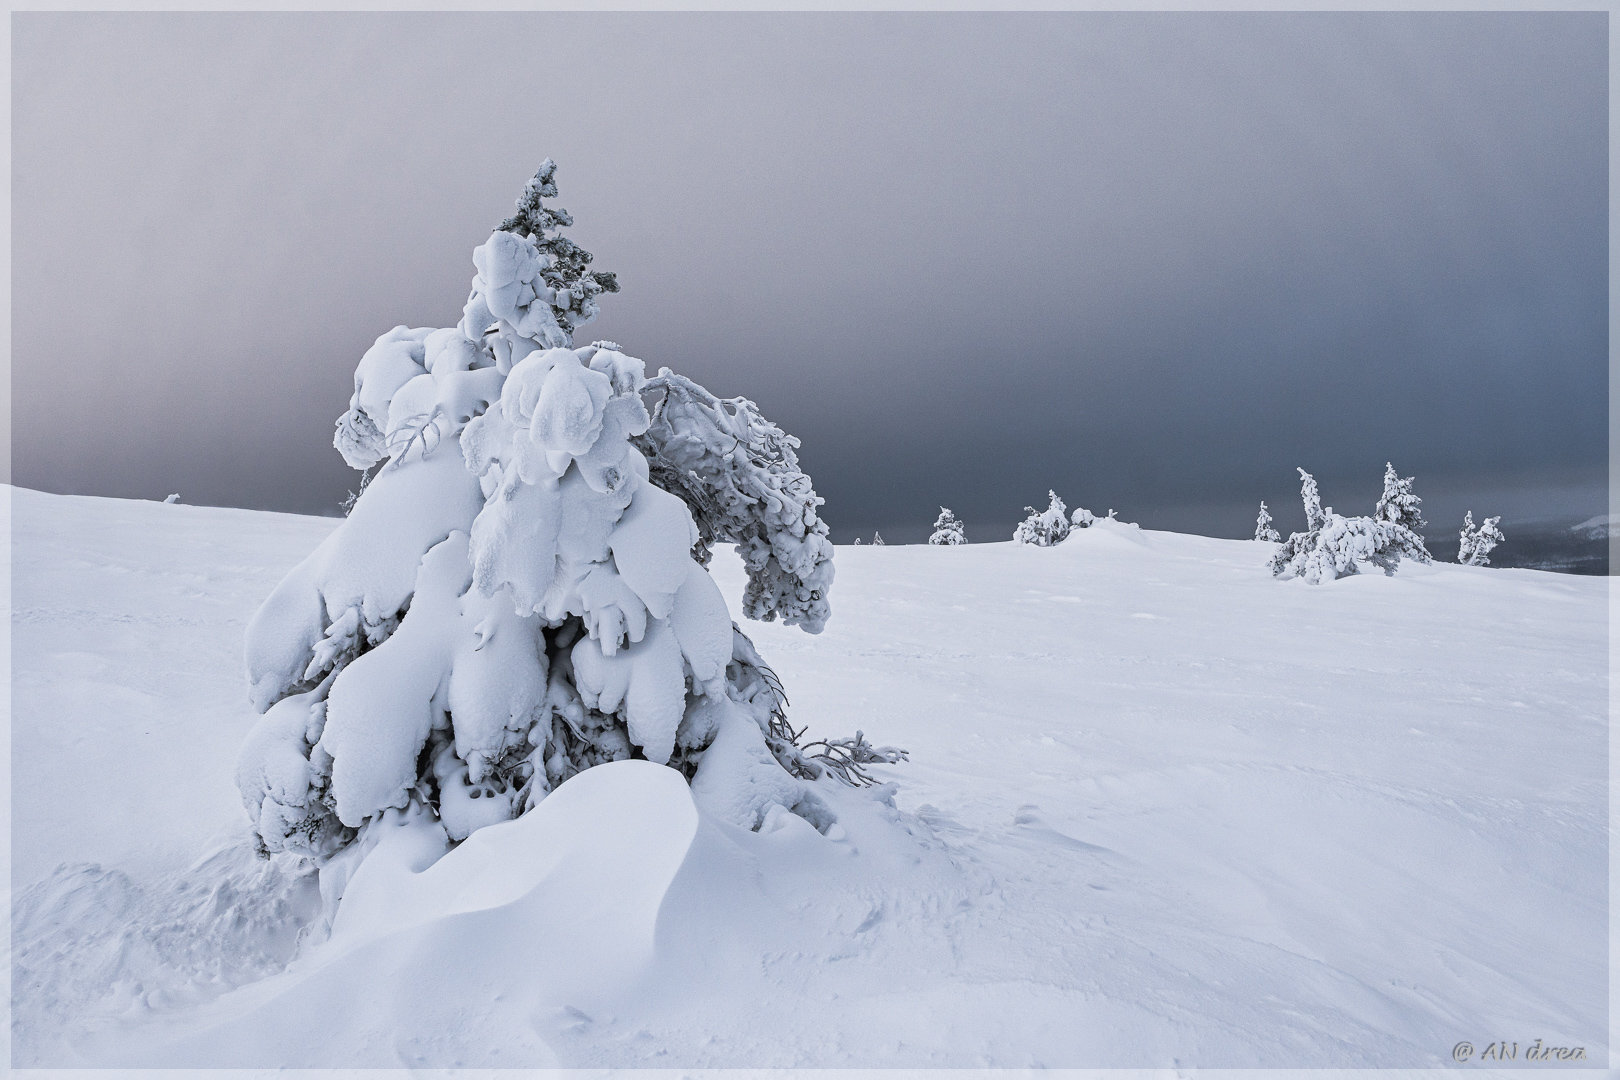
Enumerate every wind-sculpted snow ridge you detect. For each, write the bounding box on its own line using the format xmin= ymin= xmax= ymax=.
xmin=238 ymin=163 xmax=883 ymax=869
xmin=34 ymin=761 xmax=956 ymax=1069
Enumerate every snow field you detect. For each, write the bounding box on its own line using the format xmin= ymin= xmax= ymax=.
xmin=9 ymin=490 xmax=1607 ymax=1067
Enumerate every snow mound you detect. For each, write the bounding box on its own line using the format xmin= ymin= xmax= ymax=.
xmin=26 ymin=763 xmax=700 ymax=1066
xmin=329 ymin=758 xmax=698 ymax=951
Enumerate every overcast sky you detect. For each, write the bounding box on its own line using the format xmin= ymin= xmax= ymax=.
xmin=12 ymin=12 xmax=1607 ymax=542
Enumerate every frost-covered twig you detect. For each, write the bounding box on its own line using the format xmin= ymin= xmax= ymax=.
xmin=799 ymin=731 xmax=910 ymax=788
xmin=340 ymin=461 xmax=384 ymax=516
xmin=730 ymin=631 xmax=906 ymax=788
xmin=382 ymin=407 xmax=445 ymax=465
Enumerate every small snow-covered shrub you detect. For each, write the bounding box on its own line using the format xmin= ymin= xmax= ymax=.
xmin=1458 ymin=511 xmax=1505 ymax=566
xmin=872 ymin=532 xmax=885 ymax=546
xmin=929 ymin=507 xmax=966 ymax=545
xmin=1254 ymin=501 xmax=1279 ymax=543
xmin=237 ymin=162 xmax=894 ymax=863
xmin=1013 ymin=491 xmax=1071 ymax=546
xmin=1070 ymin=506 xmax=1095 ymax=529
xmin=1270 ymin=468 xmax=1428 ymax=583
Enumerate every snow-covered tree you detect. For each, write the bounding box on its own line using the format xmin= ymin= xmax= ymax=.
xmin=1297 ymin=468 xmax=1324 ymax=532
xmin=1254 ymin=501 xmax=1279 ymax=543
xmin=1458 ymin=511 xmax=1505 ymax=566
xmin=1070 ymin=506 xmax=1095 ymax=529
xmin=1457 ymin=511 xmax=1476 ymax=564
xmin=928 ymin=507 xmax=965 ymax=545
xmin=238 ymin=162 xmax=891 ymax=864
xmin=1013 ymin=491 xmax=1071 ymax=546
xmin=1270 ymin=469 xmax=1428 ymax=583
xmin=1374 ymin=461 xmax=1425 ymax=532
xmin=872 ymin=532 xmax=885 ymax=546
xmin=1473 ymin=514 xmax=1506 ymax=565
xmin=1373 ymin=463 xmax=1431 ymax=563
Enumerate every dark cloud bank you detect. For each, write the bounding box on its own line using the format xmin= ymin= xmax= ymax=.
xmin=12 ymin=12 xmax=1608 ymax=567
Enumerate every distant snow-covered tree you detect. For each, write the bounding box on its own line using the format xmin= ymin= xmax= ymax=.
xmin=1458 ymin=511 xmax=1505 ymax=566
xmin=928 ymin=507 xmax=965 ymax=545
xmin=872 ymin=532 xmax=885 ymax=546
xmin=1270 ymin=470 xmax=1428 ymax=583
xmin=852 ymin=537 xmax=862 ymax=546
xmin=1013 ymin=491 xmax=1071 ymax=546
xmin=1070 ymin=506 xmax=1095 ymax=529
xmin=1254 ymin=501 xmax=1279 ymax=543
xmin=1473 ymin=514 xmax=1507 ymax=565
xmin=1374 ymin=461 xmax=1425 ymax=530
xmin=237 ymin=162 xmax=894 ymax=865
xmin=1297 ymin=468 xmax=1324 ymax=532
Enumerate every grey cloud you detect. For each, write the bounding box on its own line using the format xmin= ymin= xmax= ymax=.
xmin=12 ymin=12 xmax=1606 ymax=545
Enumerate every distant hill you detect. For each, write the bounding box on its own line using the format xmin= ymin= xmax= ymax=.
xmin=1570 ymin=514 xmax=1617 ymax=541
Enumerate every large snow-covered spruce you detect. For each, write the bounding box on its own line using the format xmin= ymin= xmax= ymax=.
xmin=238 ymin=164 xmax=847 ymax=860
